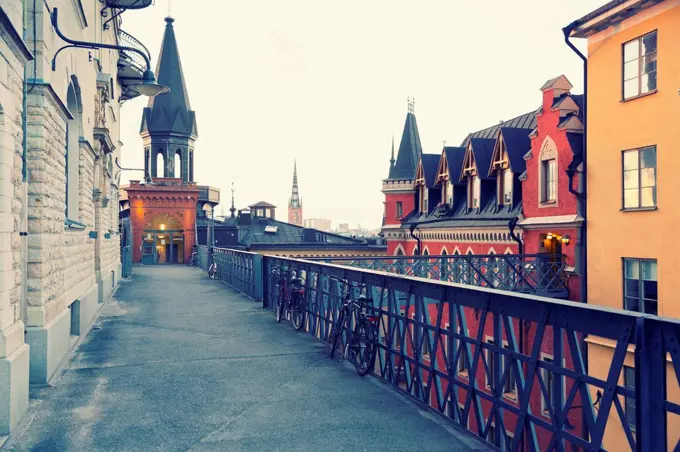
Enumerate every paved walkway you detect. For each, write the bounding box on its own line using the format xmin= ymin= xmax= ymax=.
xmin=3 ymin=266 xmax=491 ymax=452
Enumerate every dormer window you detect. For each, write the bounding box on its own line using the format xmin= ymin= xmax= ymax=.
xmin=502 ymin=168 xmax=513 ymax=204
xmin=468 ymin=175 xmax=481 ymax=209
xmin=446 ymin=177 xmax=453 ymax=205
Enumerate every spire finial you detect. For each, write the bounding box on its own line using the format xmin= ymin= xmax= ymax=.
xmin=390 ymin=136 xmax=395 ymax=163
xmin=407 ymin=96 xmax=415 ymax=114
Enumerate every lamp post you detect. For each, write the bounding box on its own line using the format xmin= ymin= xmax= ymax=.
xmin=114 ymin=158 xmax=154 ymax=185
xmin=50 ymin=8 xmax=169 ymax=97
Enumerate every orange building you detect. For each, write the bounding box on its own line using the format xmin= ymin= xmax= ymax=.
xmin=568 ymin=1 xmax=680 ymax=449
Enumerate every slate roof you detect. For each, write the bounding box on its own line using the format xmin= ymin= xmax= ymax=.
xmin=469 ymin=138 xmax=496 ymax=181
xmin=249 ymin=201 xmax=276 ymax=208
xmin=389 ymin=112 xmax=422 ymax=180
xmin=421 ymin=154 xmax=441 ymax=188
xmin=140 ymin=17 xmax=197 ymax=138
xmin=566 ymin=132 xmax=584 ymax=169
xmin=461 ymin=109 xmax=539 ymax=145
xmin=444 ymin=147 xmax=466 ymax=184
xmin=499 ymin=127 xmax=531 ymax=175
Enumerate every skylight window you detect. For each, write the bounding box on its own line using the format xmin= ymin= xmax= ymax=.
xmin=264 ymin=225 xmax=278 ymax=233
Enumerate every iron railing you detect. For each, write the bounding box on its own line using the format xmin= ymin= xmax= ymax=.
xmin=314 ymin=254 xmax=570 ymax=298
xmin=196 ymin=246 xmax=261 ymax=300
xmin=118 ymin=29 xmax=151 ymax=75
xmin=202 ymin=247 xmax=680 ymax=451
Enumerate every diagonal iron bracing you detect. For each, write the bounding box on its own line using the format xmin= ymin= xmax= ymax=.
xmin=199 ymin=246 xmax=680 ymax=451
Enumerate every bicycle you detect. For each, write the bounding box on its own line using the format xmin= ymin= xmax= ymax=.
xmin=208 ymin=253 xmax=217 ymax=279
xmin=328 ymin=276 xmax=378 ymax=376
xmin=271 ymin=266 xmax=306 ymax=331
xmin=187 ymin=246 xmax=198 ymax=267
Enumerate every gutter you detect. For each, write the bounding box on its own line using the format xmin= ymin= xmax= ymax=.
xmin=562 ymin=22 xmax=588 ymax=306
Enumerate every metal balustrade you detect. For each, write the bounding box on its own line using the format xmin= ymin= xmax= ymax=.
xmin=118 ymin=29 xmax=151 ymax=75
xmin=197 ymin=246 xmax=260 ymax=300
xmin=200 ymin=246 xmax=680 ymax=451
xmin=314 ymin=254 xmax=570 ymax=298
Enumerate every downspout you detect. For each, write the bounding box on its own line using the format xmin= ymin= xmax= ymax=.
xmin=507 ymin=216 xmax=523 ymax=254
xmin=563 ymin=21 xmax=589 ymax=448
xmin=562 ymin=23 xmax=588 ymax=305
xmin=408 ymin=223 xmax=421 ymax=255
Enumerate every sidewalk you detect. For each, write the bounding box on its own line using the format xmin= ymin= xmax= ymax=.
xmin=2 ymin=265 xmax=491 ymax=451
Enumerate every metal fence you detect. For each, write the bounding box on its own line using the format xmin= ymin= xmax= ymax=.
xmin=197 ymin=246 xmax=261 ymax=300
xmin=121 ymin=245 xmax=132 ymax=278
xmin=314 ymin=254 xmax=570 ymax=298
xmin=204 ymin=247 xmax=679 ymax=451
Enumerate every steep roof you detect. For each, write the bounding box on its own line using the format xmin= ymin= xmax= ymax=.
xmin=499 ymin=127 xmax=531 ymax=175
xmin=421 ymin=154 xmax=441 ymax=188
xmin=249 ymin=201 xmax=276 ymax=208
xmin=140 ymin=17 xmax=197 ymax=138
xmin=566 ymin=132 xmax=584 ymax=169
xmin=461 ymin=109 xmax=538 ymax=145
xmin=469 ymin=138 xmax=496 ymax=180
xmin=389 ymin=112 xmax=423 ymax=180
xmin=444 ymin=147 xmax=466 ymax=184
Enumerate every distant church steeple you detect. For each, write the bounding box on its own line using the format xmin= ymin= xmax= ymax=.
xmin=140 ymin=16 xmax=197 ymax=182
xmin=288 ymin=161 xmax=303 ymax=226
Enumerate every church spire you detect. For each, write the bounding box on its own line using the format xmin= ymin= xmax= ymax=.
xmin=230 ymin=182 xmax=236 ymax=218
xmin=288 ymin=160 xmax=302 ymax=225
xmin=388 ymin=135 xmax=395 ymax=178
xmin=140 ymin=15 xmax=197 ymax=138
xmin=387 ymin=97 xmax=422 ymax=181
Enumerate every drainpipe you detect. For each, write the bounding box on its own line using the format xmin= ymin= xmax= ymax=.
xmin=563 ymin=21 xmax=589 ymax=448
xmin=408 ymin=223 xmax=421 ymax=256
xmin=20 ymin=0 xmax=32 ymax=328
xmin=562 ymin=23 xmax=588 ymax=305
xmin=507 ymin=216 xmax=523 ymax=254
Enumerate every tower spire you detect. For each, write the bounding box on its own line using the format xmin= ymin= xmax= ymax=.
xmin=230 ymin=182 xmax=236 ymax=218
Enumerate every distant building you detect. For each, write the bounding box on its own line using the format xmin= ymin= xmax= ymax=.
xmin=337 ymin=223 xmax=350 ymax=233
xmin=304 ymin=218 xmax=332 ymax=231
xmin=288 ymin=161 xmax=303 ymax=226
xmin=198 ymin=207 xmax=384 ymax=257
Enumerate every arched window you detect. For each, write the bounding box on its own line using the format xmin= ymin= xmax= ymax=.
xmin=174 ymin=150 xmax=182 ymax=179
xmin=396 ymin=249 xmax=404 ymax=256
xmin=157 ymin=152 xmax=165 ymax=177
xmin=144 ymin=147 xmax=150 ymax=176
xmin=441 ymin=248 xmax=448 ymax=255
xmin=65 ymin=80 xmax=82 ymax=220
xmin=189 ymin=149 xmax=194 ymax=181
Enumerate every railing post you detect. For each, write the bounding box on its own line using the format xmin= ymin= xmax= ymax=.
xmin=253 ymin=253 xmax=263 ymax=302
xmin=634 ymin=317 xmax=666 ymax=452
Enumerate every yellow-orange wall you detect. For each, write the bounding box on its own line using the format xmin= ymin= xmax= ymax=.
xmin=585 ymin=3 xmax=680 ymax=450
xmin=587 ymin=2 xmax=680 ymax=315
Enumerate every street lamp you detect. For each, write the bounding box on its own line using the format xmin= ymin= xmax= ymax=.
xmin=114 ymin=158 xmax=154 ymax=185
xmin=50 ymin=8 xmax=169 ymax=97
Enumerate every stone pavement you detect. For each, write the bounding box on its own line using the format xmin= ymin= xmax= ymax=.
xmin=2 ymin=266 xmax=492 ymax=451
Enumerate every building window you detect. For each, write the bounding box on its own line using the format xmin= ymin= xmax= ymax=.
xmin=446 ymin=179 xmax=454 ymax=205
xmin=396 ymin=201 xmax=403 ymax=218
xmin=502 ymin=168 xmax=513 ymax=204
xmin=458 ymin=328 xmax=469 ymax=377
xmin=624 ymin=366 xmax=636 ymax=430
xmin=469 ymin=176 xmax=481 ymax=208
xmin=541 ymin=159 xmax=556 ymax=203
xmin=623 ymin=258 xmax=657 ymax=315
xmin=422 ymin=188 xmax=429 ymax=213
xmin=623 ymin=146 xmax=656 ymax=209
xmin=541 ymin=356 xmax=554 ymax=416
xmin=623 ymin=31 xmax=657 ymax=100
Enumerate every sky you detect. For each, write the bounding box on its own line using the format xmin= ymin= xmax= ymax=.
xmin=119 ymin=0 xmax=599 ymax=231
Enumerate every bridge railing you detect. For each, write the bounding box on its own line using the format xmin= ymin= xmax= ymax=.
xmin=312 ymin=254 xmax=570 ymax=298
xmin=201 ymin=247 xmax=679 ymax=451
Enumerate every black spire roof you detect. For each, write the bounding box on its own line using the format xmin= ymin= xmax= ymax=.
xmin=140 ymin=17 xmax=197 ymax=138
xmin=388 ymin=108 xmax=422 ymax=181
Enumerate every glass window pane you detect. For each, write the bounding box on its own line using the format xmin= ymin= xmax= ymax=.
xmin=624 ymin=189 xmax=639 ymax=208
xmin=624 ymin=78 xmax=639 ymax=99
xmin=642 ymin=53 xmax=657 ymax=74
xmin=643 ymin=260 xmax=657 ymax=281
xmin=625 ymin=259 xmax=640 ymax=278
xmin=642 ymin=32 xmax=657 ymax=55
xmin=644 ymin=299 xmax=658 ymax=315
xmin=623 ymin=60 xmax=639 ymax=80
xmin=641 ymin=147 xmax=656 ymax=168
xmin=624 ymin=40 xmax=639 ymax=62
xmin=640 ymin=187 xmax=656 ymax=207
xmin=624 ymin=170 xmax=639 ymax=189
xmin=623 ymin=151 xmax=639 ymax=170
xmin=641 ymin=72 xmax=657 ymax=94
xmin=625 ymin=279 xmax=640 ymax=298
xmin=625 ymin=296 xmax=640 ymax=312
xmin=640 ymin=168 xmax=655 ymax=188
xmin=643 ymin=280 xmax=658 ymax=301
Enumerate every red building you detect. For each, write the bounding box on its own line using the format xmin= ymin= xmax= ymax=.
xmin=379 ymin=76 xmax=585 ymax=449
xmin=121 ymin=16 xmax=219 ymax=264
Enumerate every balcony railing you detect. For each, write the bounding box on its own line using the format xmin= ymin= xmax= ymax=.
xmin=197 ymin=246 xmax=679 ymax=451
xmin=314 ymin=254 xmax=570 ymax=298
xmin=118 ymin=29 xmax=150 ymax=75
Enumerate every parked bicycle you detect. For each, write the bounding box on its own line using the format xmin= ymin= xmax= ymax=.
xmin=208 ymin=253 xmax=217 ymax=279
xmin=187 ymin=245 xmax=198 ymax=267
xmin=328 ymin=276 xmax=378 ymax=376
xmin=270 ymin=266 xmax=306 ymax=331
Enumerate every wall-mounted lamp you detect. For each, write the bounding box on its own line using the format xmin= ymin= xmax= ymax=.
xmin=546 ymin=233 xmax=554 ymax=240
xmin=561 ymin=234 xmax=571 ymax=245
xmin=160 ymin=224 xmax=165 ymax=230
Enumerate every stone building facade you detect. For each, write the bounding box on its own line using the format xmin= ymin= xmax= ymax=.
xmin=0 ymin=0 xmax=155 ymax=436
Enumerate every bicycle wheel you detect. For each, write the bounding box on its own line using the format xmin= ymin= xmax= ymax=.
xmin=353 ymin=321 xmax=378 ymax=376
xmin=329 ymin=310 xmax=346 ymax=359
xmin=276 ymin=287 xmax=285 ymax=323
xmin=291 ymin=292 xmax=305 ymax=331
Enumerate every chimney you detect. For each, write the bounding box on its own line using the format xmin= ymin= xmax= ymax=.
xmin=238 ymin=209 xmax=251 ymax=225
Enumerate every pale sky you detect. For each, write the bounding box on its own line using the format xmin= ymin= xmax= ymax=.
xmin=119 ymin=0 xmax=599 ymax=230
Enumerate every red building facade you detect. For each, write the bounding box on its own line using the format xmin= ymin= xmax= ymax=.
xmin=379 ymin=76 xmax=585 ymax=449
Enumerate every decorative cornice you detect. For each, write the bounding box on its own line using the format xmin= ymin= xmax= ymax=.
xmin=26 ymin=80 xmax=73 ymax=122
xmin=0 ymin=8 xmax=33 ymax=64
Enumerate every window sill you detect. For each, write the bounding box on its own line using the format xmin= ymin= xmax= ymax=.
xmin=64 ymin=218 xmax=86 ymax=231
xmin=457 ymin=370 xmax=469 ymax=379
xmin=620 ymin=206 xmax=657 ymax=212
xmin=621 ymin=89 xmax=657 ymax=103
xmin=540 ymin=200 xmax=557 ymax=206
xmin=504 ymin=392 xmax=518 ymax=402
